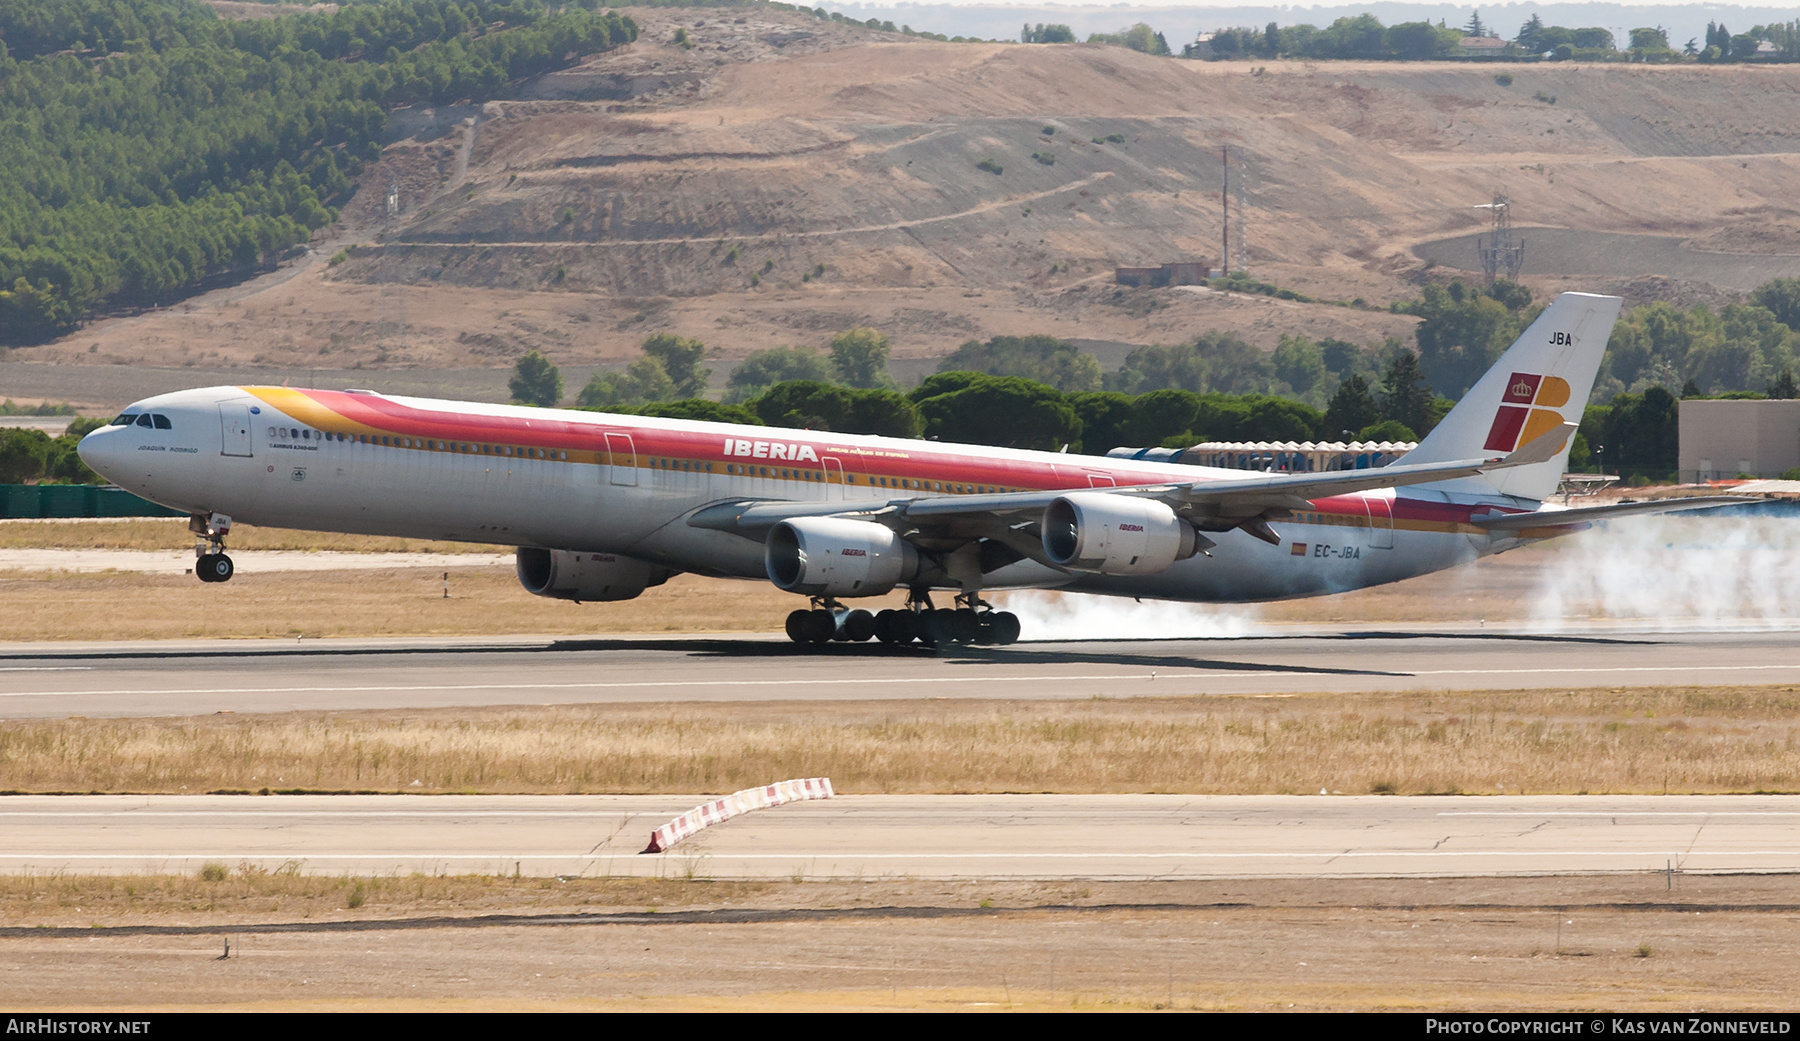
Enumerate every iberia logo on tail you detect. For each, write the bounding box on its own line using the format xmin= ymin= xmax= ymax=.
xmin=1483 ymin=372 xmax=1572 ymax=452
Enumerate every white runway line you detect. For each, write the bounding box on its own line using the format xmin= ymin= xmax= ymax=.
xmin=7 ymin=662 xmax=1800 ymax=700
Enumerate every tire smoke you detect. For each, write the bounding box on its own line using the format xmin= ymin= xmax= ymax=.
xmin=992 ymin=589 xmax=1257 ymax=641
xmin=1530 ymin=511 xmax=1800 ymax=631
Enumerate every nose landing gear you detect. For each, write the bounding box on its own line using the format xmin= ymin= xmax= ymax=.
xmin=190 ymin=512 xmax=235 ymax=584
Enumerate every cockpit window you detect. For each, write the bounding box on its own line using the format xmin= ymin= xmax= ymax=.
xmin=135 ymin=414 xmax=154 ymax=428
xmin=112 ymin=414 xmax=138 ymax=427
xmin=152 ymin=414 xmax=171 ymax=430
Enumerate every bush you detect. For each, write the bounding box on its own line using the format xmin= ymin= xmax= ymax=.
xmin=976 ymin=158 xmax=1003 ymax=175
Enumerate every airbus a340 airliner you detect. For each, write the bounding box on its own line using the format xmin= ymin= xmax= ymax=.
xmin=76 ymin=292 xmax=1735 ymax=646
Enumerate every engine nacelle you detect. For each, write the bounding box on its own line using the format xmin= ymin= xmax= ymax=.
xmin=765 ymin=517 xmax=921 ymax=597
xmin=515 ymin=548 xmax=674 ymax=602
xmin=1042 ymin=493 xmax=1202 ymax=575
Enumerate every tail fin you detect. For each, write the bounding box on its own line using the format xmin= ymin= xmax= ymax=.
xmin=1404 ymin=291 xmax=1622 ymax=501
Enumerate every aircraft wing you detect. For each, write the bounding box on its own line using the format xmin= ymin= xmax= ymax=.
xmin=1471 ymin=495 xmax=1759 ymax=531
xmin=692 ymin=423 xmax=1577 ymax=547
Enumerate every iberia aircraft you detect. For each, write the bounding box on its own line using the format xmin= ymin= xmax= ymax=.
xmin=76 ymin=292 xmax=1738 ymax=646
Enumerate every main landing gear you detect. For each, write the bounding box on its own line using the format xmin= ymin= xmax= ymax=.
xmin=783 ymin=591 xmax=1021 ymax=648
xmin=190 ymin=512 xmax=235 ymax=583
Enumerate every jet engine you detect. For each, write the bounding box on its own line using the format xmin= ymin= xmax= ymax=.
xmin=1041 ymin=493 xmax=1204 ymax=575
xmin=515 ymin=548 xmax=675 ymax=602
xmin=765 ymin=517 xmax=921 ymax=597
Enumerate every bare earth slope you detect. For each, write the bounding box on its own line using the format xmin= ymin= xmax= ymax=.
xmin=26 ymin=9 xmax=1800 ymax=389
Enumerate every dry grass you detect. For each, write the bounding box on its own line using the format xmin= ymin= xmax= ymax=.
xmin=0 ymin=568 xmax=833 ymax=641
xmin=0 ymin=867 xmax=772 ymax=924
xmin=6 ymin=687 xmax=1800 ymax=796
xmin=0 ymin=518 xmax=503 ymax=554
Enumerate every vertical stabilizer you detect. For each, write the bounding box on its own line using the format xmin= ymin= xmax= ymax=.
xmin=1404 ymin=292 xmax=1622 ymax=501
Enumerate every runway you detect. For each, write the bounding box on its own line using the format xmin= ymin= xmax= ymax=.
xmin=5 ymin=794 xmax=1797 ymax=879
xmin=0 ymin=627 xmax=1797 ymax=718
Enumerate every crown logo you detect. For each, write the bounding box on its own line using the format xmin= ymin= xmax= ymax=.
xmin=1512 ymin=379 xmax=1534 ymax=398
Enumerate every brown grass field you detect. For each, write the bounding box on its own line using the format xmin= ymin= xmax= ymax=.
xmin=4 ymin=686 xmax=1797 ymax=796
xmin=7 ymin=872 xmax=1800 ymax=1011
xmin=0 ymin=518 xmax=503 ymax=554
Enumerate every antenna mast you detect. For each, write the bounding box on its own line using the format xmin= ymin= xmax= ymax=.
xmin=1475 ymin=192 xmax=1525 ymax=285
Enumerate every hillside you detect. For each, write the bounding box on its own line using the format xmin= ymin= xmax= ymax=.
xmin=28 ymin=6 xmax=1800 ymax=390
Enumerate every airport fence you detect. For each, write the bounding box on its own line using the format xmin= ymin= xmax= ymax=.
xmin=0 ymin=485 xmax=183 ymax=519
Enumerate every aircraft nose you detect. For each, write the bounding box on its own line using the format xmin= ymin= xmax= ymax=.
xmin=77 ymin=427 xmax=122 ymax=482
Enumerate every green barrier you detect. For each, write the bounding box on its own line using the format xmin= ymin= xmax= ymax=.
xmin=0 ymin=485 xmax=183 ymax=519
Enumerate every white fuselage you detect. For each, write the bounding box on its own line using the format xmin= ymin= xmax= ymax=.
xmin=78 ymin=385 xmax=1547 ymax=604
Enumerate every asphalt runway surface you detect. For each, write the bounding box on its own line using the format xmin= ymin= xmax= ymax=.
xmin=0 ymin=628 xmax=1797 ymax=719
xmin=5 ymin=793 xmax=1797 ymax=879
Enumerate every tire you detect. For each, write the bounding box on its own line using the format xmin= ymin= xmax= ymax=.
xmin=873 ymin=610 xmax=902 ymax=644
xmin=952 ymin=608 xmax=980 ymax=644
xmin=209 ymin=554 xmax=234 ymax=583
xmin=990 ymin=611 xmax=1022 ymax=646
xmin=785 ymin=609 xmax=810 ymax=643
xmin=803 ymin=609 xmax=837 ymax=644
xmin=842 ymin=609 xmax=876 ymax=643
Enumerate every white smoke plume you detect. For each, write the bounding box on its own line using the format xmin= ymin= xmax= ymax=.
xmin=992 ymin=589 xmax=1258 ymax=641
xmin=1530 ymin=512 xmax=1800 ymax=632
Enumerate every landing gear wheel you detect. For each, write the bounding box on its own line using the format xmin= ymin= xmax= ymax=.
xmin=841 ymin=609 xmax=876 ymax=643
xmin=785 ymin=609 xmax=811 ymax=644
xmin=951 ymin=608 xmax=980 ymax=644
xmin=196 ymin=553 xmax=234 ymax=583
xmin=988 ymin=611 xmax=1021 ymax=646
xmin=803 ymin=609 xmax=837 ymax=644
xmin=873 ymin=610 xmax=903 ymax=645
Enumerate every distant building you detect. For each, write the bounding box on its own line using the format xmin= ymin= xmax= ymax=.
xmin=1679 ymin=399 xmax=1800 ymax=482
xmin=1187 ymin=32 xmax=1214 ymax=59
xmin=1115 ymin=261 xmax=1211 ymax=287
xmin=1109 ymin=440 xmax=1417 ymax=473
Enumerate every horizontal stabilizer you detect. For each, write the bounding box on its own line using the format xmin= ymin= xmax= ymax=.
xmin=1473 ymin=496 xmax=1758 ymax=531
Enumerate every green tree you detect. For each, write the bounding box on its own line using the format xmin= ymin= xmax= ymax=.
xmin=1752 ymin=278 xmax=1800 ymax=331
xmin=634 ymin=399 xmax=762 ymax=426
xmin=1402 ymin=281 xmax=1529 ymax=398
xmin=1022 ymin=23 xmax=1075 ymax=43
xmin=1108 ymin=332 xmax=1270 ymax=394
xmin=1068 ymin=391 xmax=1137 ymax=453
xmin=576 ymin=358 xmax=675 ymax=409
xmin=641 ymin=334 xmax=710 ymax=398
xmin=1323 ymin=375 xmax=1381 ymax=439
xmin=1272 ymin=335 xmax=1328 ymax=398
xmin=1357 ymin=418 xmax=1417 ymax=442
xmin=1378 ymin=350 xmax=1435 ymax=435
xmin=937 ymin=335 xmax=1102 ymax=391
xmin=508 ymin=350 xmax=563 ymax=407
xmin=0 ymin=428 xmax=51 ymax=483
xmin=829 ymin=327 xmax=895 ymax=389
xmin=750 ymin=380 xmax=920 ymax=438
xmin=1088 ymin=23 xmax=1170 ymax=54
xmin=1600 ymin=386 xmax=1679 ymax=479
xmin=724 ymin=346 xmax=834 ymax=403
xmin=913 ymin=374 xmax=1080 ymax=450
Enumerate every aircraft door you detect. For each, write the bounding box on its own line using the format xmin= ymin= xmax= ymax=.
xmin=1087 ymin=473 xmax=1116 ymax=488
xmin=219 ymin=403 xmax=253 ymax=457
xmin=1364 ymin=497 xmax=1395 ymax=549
xmin=605 ymin=432 xmax=638 ymax=487
xmin=822 ymin=457 xmax=844 ymax=501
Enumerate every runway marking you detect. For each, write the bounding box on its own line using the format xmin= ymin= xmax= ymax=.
xmin=0 ymin=850 xmax=1795 ymax=860
xmin=0 ymin=667 xmax=90 ymax=673
xmin=1441 ymin=812 xmax=1800 ymax=818
xmin=7 ymin=662 xmax=1800 ymax=699
xmin=0 ymin=811 xmax=657 ymax=819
